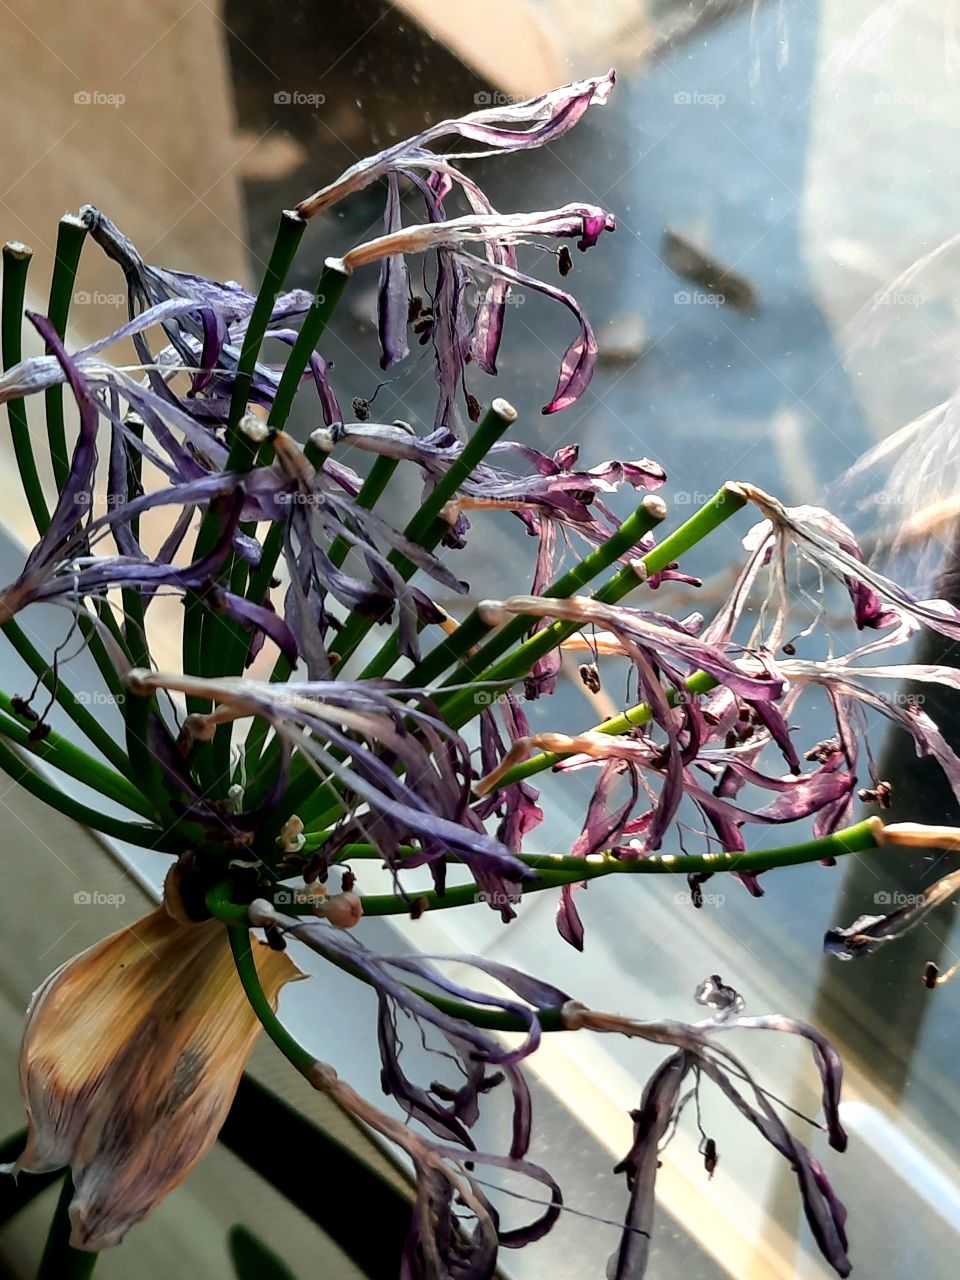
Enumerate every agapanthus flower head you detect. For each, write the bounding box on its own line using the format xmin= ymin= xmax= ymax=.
xmin=6 ymin=61 xmax=957 ymax=1280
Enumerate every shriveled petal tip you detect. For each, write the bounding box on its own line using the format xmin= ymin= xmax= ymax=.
xmin=11 ymin=906 xmax=301 ymax=1250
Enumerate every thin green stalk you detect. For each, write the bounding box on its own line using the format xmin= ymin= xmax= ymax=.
xmin=0 ymin=734 xmax=167 ymax=847
xmin=215 ymin=823 xmax=885 ymax=1037
xmin=199 ymin=262 xmax=350 ymax=787
xmin=439 ymin=484 xmax=745 ymax=730
xmin=121 ymin=681 xmax=175 ymax=822
xmin=0 ymin=695 xmax=154 ymax=817
xmin=222 ymin=907 xmax=318 ymax=1076
xmin=392 ymin=495 xmax=670 ymax=687
xmin=36 ymin=1173 xmax=97 ymax=1280
xmin=2 ymin=241 xmax=49 ymax=532
xmin=1 ymin=619 xmax=134 ymax=778
xmin=293 ymin=818 xmax=886 ymax=914
xmin=331 ymin=399 xmax=518 ymax=671
xmin=182 ymin=211 xmax=307 ymax=723
xmin=210 ymin=881 xmax=565 ymax=1036
xmin=266 ymin=261 xmax=350 ymax=435
xmin=44 ymin=215 xmax=87 ymax=494
xmin=497 ymin=669 xmax=720 ymax=788
xmin=227 ymin=210 xmax=307 ymax=439
xmin=328 ymin=454 xmax=399 ymax=569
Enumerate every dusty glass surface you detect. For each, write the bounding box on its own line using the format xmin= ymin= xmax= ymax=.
xmin=1 ymin=2 xmax=959 ymax=1278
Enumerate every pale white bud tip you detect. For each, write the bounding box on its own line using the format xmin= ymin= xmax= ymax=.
xmin=240 ymin=412 xmax=271 ymax=443
xmin=491 ymin=397 xmax=518 ymax=423
xmin=309 ymin=427 xmax=336 ymax=453
xmin=641 ymin=494 xmax=668 ymax=521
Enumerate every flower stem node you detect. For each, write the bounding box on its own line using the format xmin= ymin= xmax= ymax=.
xmin=239 ymin=412 xmax=273 ymax=445
xmin=309 ymin=426 xmax=336 ymax=454
xmin=122 ymin=668 xmax=154 ymax=698
xmin=477 ymin=600 xmax=511 ymax=628
xmin=560 ymin=999 xmax=589 ymax=1029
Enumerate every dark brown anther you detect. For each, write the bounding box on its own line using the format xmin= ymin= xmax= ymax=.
xmin=688 ymin=874 xmax=707 ymax=909
xmin=27 ymin=722 xmax=51 ymax=744
xmin=782 ymin=641 xmax=796 ymax=656
xmin=923 ymin=961 xmax=939 ymax=990
xmin=409 ymin=896 xmax=429 ymax=920
xmin=352 ymin=396 xmax=371 ymax=422
xmin=264 ymin=923 xmax=287 ymax=952
xmin=465 ymin=393 xmax=482 ymax=423
xmin=558 ymin=246 xmax=573 ymax=277
xmin=724 ymin=731 xmax=737 ymax=750
xmin=701 ymin=1137 xmax=718 ymax=1177
xmin=408 ymin=295 xmax=424 ymax=322
xmin=578 ymin=662 xmax=601 ymax=693
xmin=340 ymin=868 xmax=356 ymax=893
xmin=10 ymin=695 xmax=38 ymax=721
xmin=858 ymin=780 xmax=893 ymax=809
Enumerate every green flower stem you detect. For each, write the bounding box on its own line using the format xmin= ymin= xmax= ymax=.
xmin=331 ymin=399 xmax=519 ymax=672
xmin=121 ymin=680 xmax=175 ymax=823
xmin=328 ymin=455 xmax=399 ymax=570
xmin=0 ymin=734 xmax=167 ymax=847
xmin=226 ymin=210 xmax=306 ymax=441
xmin=497 ymin=669 xmax=721 ymax=788
xmin=1 ymin=237 xmax=133 ymax=702
xmin=210 ymin=881 xmax=565 ymax=1038
xmin=182 ymin=212 xmax=307 ymax=724
xmin=1 ymin=619 xmax=134 ymax=779
xmin=217 ymin=824 xmax=884 ymax=1045
xmin=2 ymin=241 xmax=49 ymax=532
xmin=439 ymin=485 xmax=745 ymax=730
xmin=219 ymin=902 xmax=318 ymax=1078
xmin=0 ymin=695 xmax=153 ymax=817
xmin=297 ymin=818 xmax=885 ymax=914
xmin=44 ymin=215 xmax=87 ymax=494
xmin=296 ymin=486 xmax=743 ymax=835
xmin=397 ymin=495 xmax=671 ymax=688
xmin=36 ymin=1174 xmax=98 ymax=1280
xmin=200 ymin=263 xmax=350 ymax=788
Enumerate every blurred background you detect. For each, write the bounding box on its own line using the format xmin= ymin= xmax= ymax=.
xmin=2 ymin=0 xmax=960 ymax=1276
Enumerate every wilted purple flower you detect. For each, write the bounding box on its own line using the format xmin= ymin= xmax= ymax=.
xmin=126 ymin=668 xmax=529 ymax=906
xmin=336 ymin=203 xmax=615 ymax=419
xmin=296 ymin=72 xmax=616 ymax=218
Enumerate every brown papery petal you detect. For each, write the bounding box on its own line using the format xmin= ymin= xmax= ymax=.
xmin=10 ymin=905 xmax=301 ymax=1249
